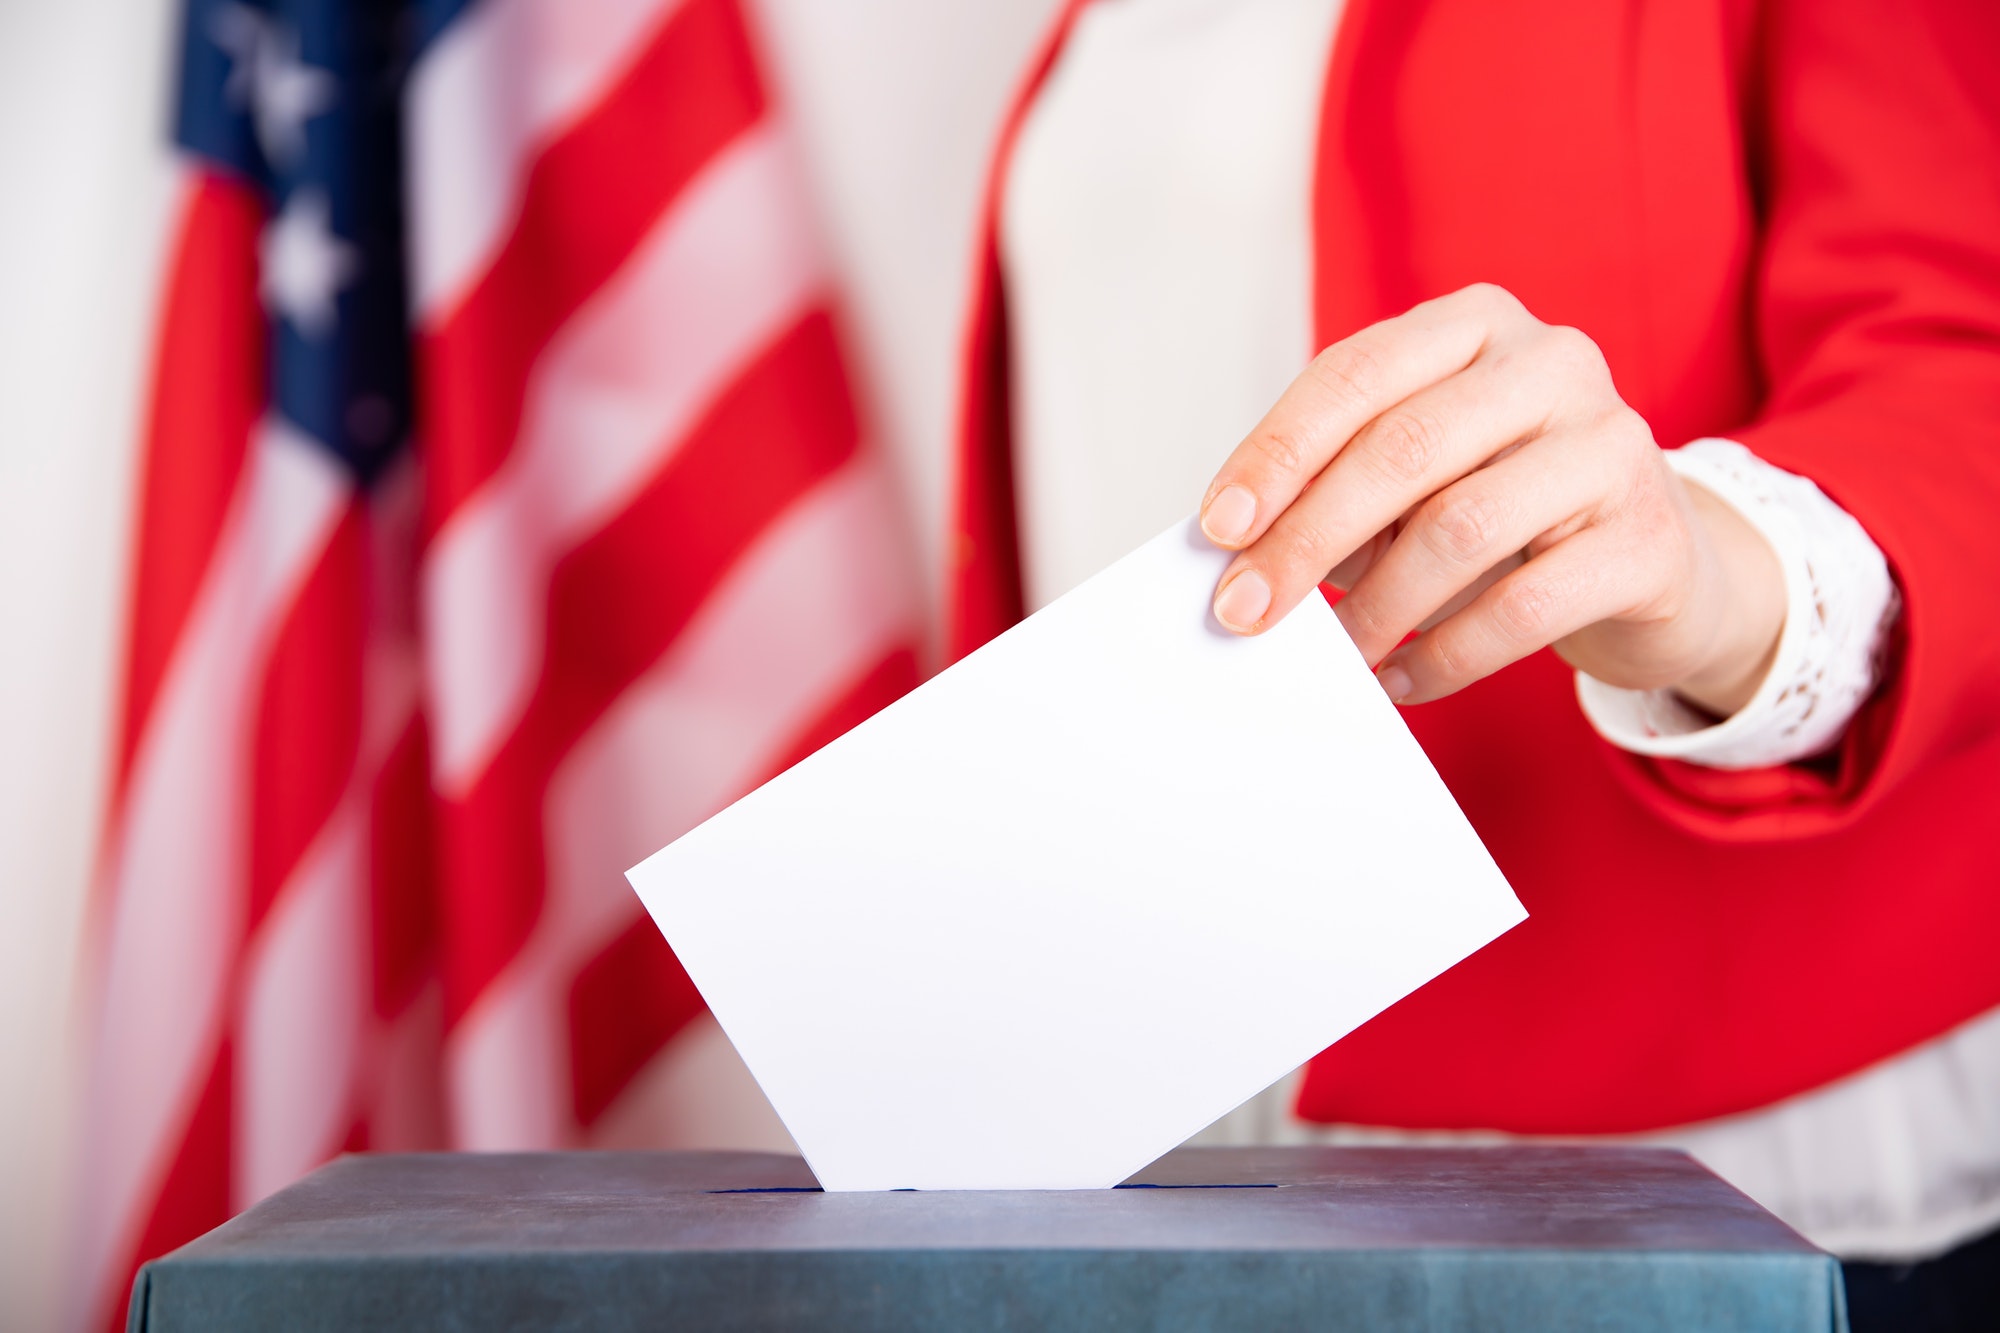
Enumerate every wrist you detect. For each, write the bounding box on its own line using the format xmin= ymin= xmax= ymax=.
xmin=1673 ymin=477 xmax=1787 ymax=716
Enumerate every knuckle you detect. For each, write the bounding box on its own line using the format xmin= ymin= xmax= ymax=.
xmin=1251 ymin=424 xmax=1314 ymax=479
xmin=1421 ymin=489 xmax=1508 ymax=565
xmin=1461 ymin=281 xmax=1524 ymax=319
xmin=1495 ymin=572 xmax=1568 ymax=642
xmin=1541 ymin=324 xmax=1609 ymax=378
xmin=1425 ymin=629 xmax=1478 ymax=684
xmin=1271 ymin=513 xmax=1340 ymax=575
xmin=1306 ymin=344 xmax=1384 ymax=412
xmin=1602 ymin=416 xmax=1667 ymax=497
xmin=1367 ymin=410 xmax=1450 ymax=487
xmin=1612 ymin=408 xmax=1659 ymax=459
xmin=1339 ymin=590 xmax=1392 ymax=641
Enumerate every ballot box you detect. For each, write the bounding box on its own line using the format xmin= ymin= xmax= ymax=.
xmin=128 ymin=1145 xmax=1846 ymax=1332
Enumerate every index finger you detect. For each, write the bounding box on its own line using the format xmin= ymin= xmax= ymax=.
xmin=1198 ymin=284 xmax=1518 ymax=551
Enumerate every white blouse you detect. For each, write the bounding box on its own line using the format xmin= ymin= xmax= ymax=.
xmin=1000 ymin=0 xmax=2000 ymax=1259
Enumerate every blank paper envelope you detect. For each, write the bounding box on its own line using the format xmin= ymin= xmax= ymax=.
xmin=627 ymin=518 xmax=1525 ymax=1191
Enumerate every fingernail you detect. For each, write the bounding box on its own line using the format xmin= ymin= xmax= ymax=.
xmin=1214 ymin=569 xmax=1272 ymax=632
xmin=1376 ymin=663 xmax=1413 ymax=703
xmin=1201 ymin=484 xmax=1257 ymax=546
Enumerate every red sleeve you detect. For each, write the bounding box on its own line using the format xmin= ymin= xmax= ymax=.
xmin=1612 ymin=0 xmax=2000 ymax=839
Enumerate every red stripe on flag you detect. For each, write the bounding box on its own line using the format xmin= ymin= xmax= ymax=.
xmin=436 ymin=308 xmax=858 ymax=1026
xmin=417 ymin=0 xmax=766 ymax=538
xmin=566 ymin=918 xmax=703 ymax=1127
xmin=115 ymin=176 xmax=265 ymax=801
xmin=563 ymin=644 xmax=920 ymax=1127
xmin=247 ymin=505 xmax=364 ymax=933
xmin=371 ymin=713 xmax=440 ymax=1021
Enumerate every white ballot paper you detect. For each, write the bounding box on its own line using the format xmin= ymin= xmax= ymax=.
xmin=627 ymin=517 xmax=1525 ymax=1191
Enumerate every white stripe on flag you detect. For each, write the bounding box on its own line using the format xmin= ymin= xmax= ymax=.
xmin=422 ymin=122 xmax=827 ymax=792
xmin=232 ymin=795 xmax=369 ymax=1208
xmin=406 ymin=0 xmax=690 ymax=320
xmin=233 ymin=622 xmax=422 ymax=1209
xmin=444 ymin=458 xmax=917 ymax=1147
xmin=72 ymin=419 xmax=351 ymax=1333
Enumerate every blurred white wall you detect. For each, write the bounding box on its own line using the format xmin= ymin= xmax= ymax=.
xmin=0 ymin=2 xmax=1058 ymax=1328
xmin=0 ymin=3 xmax=179 ymax=1331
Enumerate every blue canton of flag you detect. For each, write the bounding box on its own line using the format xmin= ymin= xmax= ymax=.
xmin=173 ymin=0 xmax=414 ymax=482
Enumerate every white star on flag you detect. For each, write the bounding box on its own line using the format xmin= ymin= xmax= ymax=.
xmin=261 ymin=188 xmax=359 ymax=339
xmin=211 ymin=5 xmax=337 ymax=168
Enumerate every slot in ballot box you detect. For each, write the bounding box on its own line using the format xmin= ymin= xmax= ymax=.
xmin=128 ymin=1145 xmax=1847 ymax=1332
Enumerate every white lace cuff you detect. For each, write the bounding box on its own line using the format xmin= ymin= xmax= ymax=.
xmin=1576 ymin=438 xmax=1900 ymax=770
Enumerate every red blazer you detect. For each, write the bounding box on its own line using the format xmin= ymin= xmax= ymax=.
xmin=950 ymin=0 xmax=2000 ymax=1133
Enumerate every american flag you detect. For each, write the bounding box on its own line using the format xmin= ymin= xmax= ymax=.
xmin=72 ymin=0 xmax=920 ymax=1326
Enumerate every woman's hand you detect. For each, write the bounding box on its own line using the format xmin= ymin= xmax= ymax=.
xmin=1199 ymin=283 xmax=1786 ymax=715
